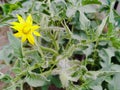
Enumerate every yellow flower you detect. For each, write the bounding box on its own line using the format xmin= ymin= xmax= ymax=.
xmin=11 ymin=14 xmax=40 ymax=45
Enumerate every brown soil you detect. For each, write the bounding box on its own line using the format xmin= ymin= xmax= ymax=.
xmin=0 ymin=26 xmax=9 ymax=50
xmin=0 ymin=26 xmax=10 ymax=89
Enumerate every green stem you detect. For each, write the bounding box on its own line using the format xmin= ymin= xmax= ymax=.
xmin=49 ymin=60 xmax=58 ymax=71
xmin=29 ymin=0 xmax=35 ymax=13
xmin=24 ymin=50 xmax=38 ymax=55
xmin=40 ymin=46 xmax=58 ymax=55
xmin=93 ymin=38 xmax=99 ymax=61
xmin=13 ymin=71 xmax=27 ymax=82
xmin=53 ymin=40 xmax=59 ymax=51
xmin=13 ymin=63 xmax=48 ymax=82
xmin=21 ymin=43 xmax=30 ymax=66
xmin=61 ymin=20 xmax=72 ymax=37
xmin=49 ymin=31 xmax=59 ymax=51
xmin=61 ymin=20 xmax=72 ymax=49
xmin=35 ymin=40 xmax=45 ymax=60
xmin=20 ymin=82 xmax=23 ymax=90
xmin=13 ymin=43 xmax=83 ymax=83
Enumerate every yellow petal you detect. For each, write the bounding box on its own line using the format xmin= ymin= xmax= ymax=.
xmin=27 ymin=34 xmax=34 ymax=45
xmin=11 ymin=26 xmax=22 ymax=31
xmin=26 ymin=14 xmax=32 ymax=25
xmin=31 ymin=25 xmax=40 ymax=31
xmin=21 ymin=35 xmax=27 ymax=42
xmin=11 ymin=22 xmax=20 ymax=25
xmin=33 ymin=31 xmax=41 ymax=36
xmin=17 ymin=14 xmax=25 ymax=23
xmin=14 ymin=32 xmax=23 ymax=37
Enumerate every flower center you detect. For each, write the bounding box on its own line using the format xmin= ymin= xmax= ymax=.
xmin=22 ymin=24 xmax=31 ymax=34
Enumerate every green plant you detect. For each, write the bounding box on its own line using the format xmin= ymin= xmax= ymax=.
xmin=0 ymin=0 xmax=120 ymax=90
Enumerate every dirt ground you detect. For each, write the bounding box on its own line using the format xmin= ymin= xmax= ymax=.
xmin=0 ymin=26 xmax=9 ymax=89
xmin=0 ymin=26 xmax=9 ymax=50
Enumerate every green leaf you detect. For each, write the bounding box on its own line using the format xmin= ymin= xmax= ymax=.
xmin=96 ymin=16 xmax=108 ymax=37
xmin=107 ymin=73 xmax=120 ymax=90
xmin=91 ymin=85 xmax=102 ymax=90
xmin=0 ymin=45 xmax=13 ymax=63
xmin=51 ymin=76 xmax=62 ymax=88
xmin=79 ymin=11 xmax=90 ymax=30
xmin=115 ymin=15 xmax=120 ymax=28
xmin=66 ymin=1 xmax=98 ymax=18
xmin=115 ymin=51 xmax=120 ymax=62
xmin=79 ymin=5 xmax=97 ymax=13
xmin=7 ymin=32 xmax=23 ymax=59
xmin=66 ymin=7 xmax=76 ymax=17
xmin=25 ymin=72 xmax=49 ymax=87
xmin=71 ymin=11 xmax=81 ymax=29
xmin=83 ymin=43 xmax=93 ymax=57
xmin=82 ymin=0 xmax=101 ymax=5
xmin=12 ymin=67 xmax=22 ymax=74
xmin=107 ymin=23 xmax=114 ymax=36
xmin=25 ymin=50 xmax=42 ymax=62
xmin=0 ymin=74 xmax=12 ymax=83
xmin=72 ymin=34 xmax=81 ymax=41
xmin=63 ymin=44 xmax=75 ymax=58
xmin=21 ymin=0 xmax=32 ymax=12
xmin=59 ymin=72 xmax=70 ymax=87
xmin=110 ymin=37 xmax=120 ymax=49
xmin=85 ymin=71 xmax=113 ymax=89
xmin=41 ymin=85 xmax=49 ymax=90
xmin=109 ymin=2 xmax=115 ymax=23
xmin=4 ymin=85 xmax=16 ymax=90
xmin=0 ymin=16 xmax=13 ymax=26
xmin=98 ymin=48 xmax=115 ymax=68
xmin=53 ymin=59 xmax=80 ymax=87
xmin=111 ymin=64 xmax=120 ymax=71
xmin=9 ymin=0 xmax=23 ymax=4
xmin=68 ymin=84 xmax=82 ymax=90
xmin=1 ymin=2 xmax=21 ymax=15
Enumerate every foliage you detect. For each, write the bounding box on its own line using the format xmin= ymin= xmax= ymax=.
xmin=0 ymin=0 xmax=120 ymax=90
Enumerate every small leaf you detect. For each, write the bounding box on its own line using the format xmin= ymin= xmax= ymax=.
xmin=51 ymin=75 xmax=62 ymax=88
xmin=96 ymin=16 xmax=108 ymax=37
xmin=98 ymin=48 xmax=115 ymax=68
xmin=82 ymin=0 xmax=101 ymax=5
xmin=79 ymin=11 xmax=90 ymax=30
xmin=59 ymin=72 xmax=70 ymax=87
xmin=115 ymin=51 xmax=120 ymax=62
xmin=107 ymin=73 xmax=120 ymax=90
xmin=12 ymin=67 xmax=22 ymax=74
xmin=25 ymin=72 xmax=49 ymax=87
xmin=8 ymin=32 xmax=23 ymax=59
xmin=66 ymin=7 xmax=76 ymax=17
xmin=72 ymin=34 xmax=81 ymax=41
xmin=1 ymin=2 xmax=21 ymax=15
xmin=109 ymin=2 xmax=115 ymax=23
xmin=25 ymin=50 xmax=42 ymax=62
xmin=4 ymin=85 xmax=16 ymax=90
xmin=0 ymin=45 xmax=14 ymax=63
xmin=111 ymin=64 xmax=120 ymax=71
xmin=91 ymin=85 xmax=102 ymax=90
xmin=0 ymin=74 xmax=12 ymax=83
xmin=110 ymin=37 xmax=120 ymax=49
xmin=53 ymin=59 xmax=80 ymax=87
xmin=79 ymin=5 xmax=97 ymax=13
xmin=83 ymin=44 xmax=93 ymax=57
